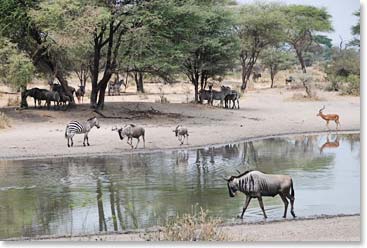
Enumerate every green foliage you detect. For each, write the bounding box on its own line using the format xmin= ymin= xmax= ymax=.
xmin=260 ymin=47 xmax=296 ymax=87
xmin=349 ymin=10 xmax=360 ymax=47
xmin=325 ymin=47 xmax=360 ymax=95
xmin=0 ymin=38 xmax=35 ymax=90
xmin=282 ymin=4 xmax=333 ymax=72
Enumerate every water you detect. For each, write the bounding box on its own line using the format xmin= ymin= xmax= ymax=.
xmin=0 ymin=133 xmax=360 ymax=239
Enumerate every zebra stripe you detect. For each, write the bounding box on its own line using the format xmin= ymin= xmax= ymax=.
xmin=66 ymin=121 xmax=86 ymax=134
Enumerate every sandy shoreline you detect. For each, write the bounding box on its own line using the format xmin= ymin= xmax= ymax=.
xmin=0 ymin=88 xmax=360 ymax=161
xmin=5 ymin=214 xmax=359 ymax=241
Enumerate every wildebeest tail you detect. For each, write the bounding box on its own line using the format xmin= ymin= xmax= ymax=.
xmin=290 ymin=179 xmax=295 ymax=198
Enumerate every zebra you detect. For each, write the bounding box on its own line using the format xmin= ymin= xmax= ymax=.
xmin=225 ymin=170 xmax=296 ymax=219
xmin=108 ymin=79 xmax=124 ymax=96
xmin=173 ymin=125 xmax=189 ymax=145
xmin=64 ymin=117 xmax=100 ymax=147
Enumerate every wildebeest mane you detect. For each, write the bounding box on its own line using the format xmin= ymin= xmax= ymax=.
xmin=234 ymin=170 xmax=253 ymax=178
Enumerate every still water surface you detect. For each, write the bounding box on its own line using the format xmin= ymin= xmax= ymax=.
xmin=0 ymin=133 xmax=360 ymax=239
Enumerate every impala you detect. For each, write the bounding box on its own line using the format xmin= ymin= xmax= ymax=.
xmin=316 ymin=106 xmax=340 ymax=130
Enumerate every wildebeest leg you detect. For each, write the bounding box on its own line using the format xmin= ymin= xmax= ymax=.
xmin=240 ymin=195 xmax=252 ymax=219
xmin=128 ymin=138 xmax=134 ymax=149
xmin=257 ymin=196 xmax=267 ymax=219
xmin=280 ymin=194 xmax=289 ymax=218
xmin=135 ymin=138 xmax=140 ymax=149
xmin=186 ymin=135 xmax=189 ymax=145
xmin=237 ymin=99 xmax=240 ymax=109
xmin=286 ymin=193 xmax=296 ymax=218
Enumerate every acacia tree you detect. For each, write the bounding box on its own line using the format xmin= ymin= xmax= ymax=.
xmin=349 ymin=10 xmax=360 ymax=48
xmin=260 ymin=47 xmax=296 ymax=88
xmin=0 ymin=38 xmax=35 ymax=91
xmin=179 ymin=2 xmax=239 ymax=102
xmin=0 ymin=0 xmax=75 ymax=102
xmin=282 ymin=5 xmax=333 ymax=73
xmin=236 ymin=3 xmax=286 ymax=91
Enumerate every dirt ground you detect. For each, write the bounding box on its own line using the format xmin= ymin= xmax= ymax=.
xmin=0 ymin=75 xmax=361 ymax=242
xmin=0 ymin=83 xmax=360 ymax=160
xmin=24 ymin=215 xmax=360 ymax=241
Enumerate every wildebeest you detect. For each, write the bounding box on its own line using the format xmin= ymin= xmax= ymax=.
xmin=45 ymin=91 xmax=61 ymax=110
xmin=112 ymin=124 xmax=145 ymax=149
xmin=21 ymin=88 xmax=49 ymax=108
xmin=173 ymin=125 xmax=189 ymax=145
xmin=198 ymin=89 xmax=212 ymax=104
xmin=65 ymin=117 xmax=100 ymax=147
xmin=224 ymin=88 xmax=240 ymax=109
xmin=76 ymin=85 xmax=85 ymax=103
xmin=225 ymin=170 xmax=296 ymax=219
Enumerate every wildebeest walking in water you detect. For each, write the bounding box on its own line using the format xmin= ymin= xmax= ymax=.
xmin=225 ymin=170 xmax=296 ymax=219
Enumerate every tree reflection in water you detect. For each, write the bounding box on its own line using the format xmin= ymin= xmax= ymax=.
xmin=0 ymin=133 xmax=360 ymax=239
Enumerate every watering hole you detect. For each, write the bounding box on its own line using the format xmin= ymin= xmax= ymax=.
xmin=0 ymin=132 xmax=360 ymax=239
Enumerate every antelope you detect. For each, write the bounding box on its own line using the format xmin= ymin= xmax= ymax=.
xmin=320 ymin=135 xmax=339 ymax=153
xmin=225 ymin=170 xmax=296 ymax=219
xmin=316 ymin=106 xmax=340 ymax=130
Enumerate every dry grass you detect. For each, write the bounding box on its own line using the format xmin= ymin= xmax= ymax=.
xmin=288 ymin=92 xmax=322 ymax=101
xmin=150 ymin=208 xmax=227 ymax=241
xmin=7 ymin=96 xmax=20 ymax=107
xmin=0 ymin=112 xmax=11 ymax=129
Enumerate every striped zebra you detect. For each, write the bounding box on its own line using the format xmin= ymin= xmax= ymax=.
xmin=225 ymin=170 xmax=296 ymax=219
xmin=65 ymin=117 xmax=100 ymax=147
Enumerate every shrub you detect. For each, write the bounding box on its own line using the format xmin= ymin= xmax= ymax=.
xmin=0 ymin=112 xmax=11 ymax=129
xmin=153 ymin=207 xmax=227 ymax=241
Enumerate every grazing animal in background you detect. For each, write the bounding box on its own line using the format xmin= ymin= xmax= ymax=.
xmin=21 ymin=88 xmax=49 ymax=108
xmin=75 ymin=85 xmax=86 ymax=103
xmin=224 ymin=89 xmax=240 ymax=109
xmin=112 ymin=124 xmax=145 ymax=149
xmin=252 ymin=72 xmax=262 ymax=82
xmin=210 ymin=86 xmax=231 ymax=107
xmin=65 ymin=117 xmax=100 ymax=147
xmin=225 ymin=170 xmax=296 ymax=219
xmin=316 ymin=106 xmax=340 ymax=130
xmin=108 ymin=79 xmax=124 ymax=96
xmin=173 ymin=125 xmax=189 ymax=145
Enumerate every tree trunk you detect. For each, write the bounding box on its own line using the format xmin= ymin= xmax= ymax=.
xmin=194 ymin=80 xmax=199 ymax=103
xmin=296 ymin=49 xmax=307 ymax=73
xmin=270 ymin=67 xmax=275 ymax=88
xmin=135 ymin=71 xmax=144 ymax=93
